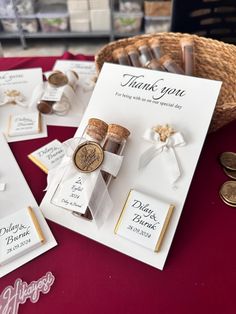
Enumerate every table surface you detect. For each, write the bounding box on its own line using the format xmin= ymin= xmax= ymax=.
xmin=0 ymin=52 xmax=236 ymax=314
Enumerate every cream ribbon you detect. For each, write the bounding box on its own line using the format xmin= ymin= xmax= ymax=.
xmin=47 ymin=137 xmax=123 ymax=227
xmin=0 ymin=90 xmax=27 ymax=107
xmin=139 ymin=128 xmax=186 ymax=184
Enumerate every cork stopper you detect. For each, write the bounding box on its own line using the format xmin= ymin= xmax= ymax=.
xmin=135 ymin=39 xmax=148 ymax=49
xmin=112 ymin=48 xmax=127 ymax=60
xmin=159 ymin=55 xmax=185 ymax=74
xmin=125 ymin=45 xmax=139 ymax=55
xmin=146 ymin=59 xmax=164 ymax=71
xmin=86 ymin=118 xmax=108 ymax=142
xmin=159 ymin=55 xmax=174 ymax=67
xmin=180 ymin=37 xmax=194 ymax=48
xmin=148 ymin=38 xmax=161 ymax=47
xmin=107 ymin=124 xmax=130 ymax=140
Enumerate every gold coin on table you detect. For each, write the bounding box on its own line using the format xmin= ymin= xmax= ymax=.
xmin=219 ymin=152 xmax=236 ymax=170
xmin=48 ymin=72 xmax=68 ymax=87
xmin=219 ymin=192 xmax=236 ymax=207
xmin=223 ymin=167 xmax=236 ymax=180
xmin=219 ymin=181 xmax=236 ymax=204
xmin=73 ymin=141 xmax=104 ymax=173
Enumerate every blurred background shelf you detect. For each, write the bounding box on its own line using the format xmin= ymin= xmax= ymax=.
xmin=0 ymin=0 xmax=172 ymax=48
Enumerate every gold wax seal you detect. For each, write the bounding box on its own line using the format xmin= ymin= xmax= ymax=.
xmin=219 ymin=192 xmax=236 ymax=207
xmin=73 ymin=141 xmax=104 ymax=173
xmin=219 ymin=181 xmax=236 ymax=205
xmin=219 ymin=152 xmax=236 ymax=170
xmin=48 ymin=72 xmax=68 ymax=87
xmin=223 ymin=167 xmax=236 ymax=180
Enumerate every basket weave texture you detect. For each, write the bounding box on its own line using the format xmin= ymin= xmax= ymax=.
xmin=95 ymin=32 xmax=236 ymax=132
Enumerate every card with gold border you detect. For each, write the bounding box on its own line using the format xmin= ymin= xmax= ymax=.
xmin=115 ymin=190 xmax=174 ymax=252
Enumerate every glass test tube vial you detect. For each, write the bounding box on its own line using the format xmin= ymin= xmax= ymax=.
xmin=146 ymin=59 xmax=165 ymax=71
xmin=148 ymin=38 xmax=163 ymax=59
xmin=159 ymin=55 xmax=185 ymax=74
xmin=101 ymin=124 xmax=130 ymax=186
xmin=82 ymin=124 xmax=130 ymax=221
xmin=180 ymin=37 xmax=195 ymax=76
xmin=125 ymin=45 xmax=142 ymax=67
xmin=112 ymin=48 xmax=131 ymax=66
xmin=73 ymin=118 xmax=108 ymax=220
xmin=135 ymin=40 xmax=153 ymax=67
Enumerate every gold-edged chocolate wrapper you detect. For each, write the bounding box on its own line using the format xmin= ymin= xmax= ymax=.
xmin=115 ymin=189 xmax=174 ymax=252
xmin=28 ymin=206 xmax=45 ymax=243
xmin=73 ymin=141 xmax=104 ymax=173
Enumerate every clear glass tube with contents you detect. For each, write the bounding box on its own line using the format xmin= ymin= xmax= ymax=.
xmin=180 ymin=38 xmax=195 ymax=76
xmin=73 ymin=118 xmax=109 ymax=220
xmin=146 ymin=59 xmax=165 ymax=71
xmin=135 ymin=40 xmax=153 ymax=67
xmin=82 ymin=124 xmax=130 ymax=220
xmin=112 ymin=48 xmax=131 ymax=66
xmin=50 ymin=118 xmax=108 ymax=219
xmin=148 ymin=38 xmax=163 ymax=60
xmin=125 ymin=45 xmax=142 ymax=67
xmin=159 ymin=55 xmax=185 ymax=74
xmin=101 ymin=124 xmax=130 ymax=186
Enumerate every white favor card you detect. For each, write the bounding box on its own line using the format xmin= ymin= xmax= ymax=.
xmin=0 ymin=133 xmax=57 ymax=277
xmin=0 ymin=68 xmax=47 ymax=142
xmin=41 ymin=63 xmax=221 ymax=270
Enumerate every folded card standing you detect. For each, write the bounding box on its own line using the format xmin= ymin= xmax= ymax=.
xmin=0 ymin=133 xmax=57 ymax=278
xmin=0 ymin=68 xmax=48 ymax=142
xmin=41 ymin=63 xmax=221 ymax=270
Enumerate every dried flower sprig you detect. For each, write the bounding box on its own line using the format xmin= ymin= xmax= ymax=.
xmin=152 ymin=124 xmax=175 ymax=142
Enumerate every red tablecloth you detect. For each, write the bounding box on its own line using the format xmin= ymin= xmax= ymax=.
xmin=1 ymin=53 xmax=236 ymax=314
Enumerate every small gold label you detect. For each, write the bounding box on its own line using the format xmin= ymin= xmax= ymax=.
xmin=73 ymin=141 xmax=104 ymax=173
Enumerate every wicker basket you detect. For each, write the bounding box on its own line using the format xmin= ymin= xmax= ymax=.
xmin=95 ymin=32 xmax=236 ymax=132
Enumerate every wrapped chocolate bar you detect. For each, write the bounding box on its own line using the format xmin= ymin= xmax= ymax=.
xmin=49 ymin=118 xmax=129 ymax=227
xmin=115 ymin=190 xmax=174 ymax=252
xmin=0 ymin=207 xmax=45 ymax=266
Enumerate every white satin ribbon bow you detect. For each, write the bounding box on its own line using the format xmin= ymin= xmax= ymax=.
xmin=47 ymin=137 xmax=123 ymax=227
xmin=0 ymin=90 xmax=27 ymax=107
xmin=139 ymin=128 xmax=186 ymax=184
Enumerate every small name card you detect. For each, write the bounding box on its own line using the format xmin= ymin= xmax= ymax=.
xmin=8 ymin=112 xmax=41 ymax=137
xmin=28 ymin=139 xmax=65 ymax=174
xmin=42 ymin=85 xmax=64 ymax=102
xmin=115 ymin=190 xmax=174 ymax=252
xmin=0 ymin=207 xmax=45 ymax=266
xmin=51 ymin=174 xmax=87 ymax=214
